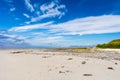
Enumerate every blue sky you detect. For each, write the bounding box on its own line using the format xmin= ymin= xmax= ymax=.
xmin=0 ymin=0 xmax=120 ymax=48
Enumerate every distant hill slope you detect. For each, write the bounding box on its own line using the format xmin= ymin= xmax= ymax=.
xmin=96 ymin=39 xmax=120 ymax=48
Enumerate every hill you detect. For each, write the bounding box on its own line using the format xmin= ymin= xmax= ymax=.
xmin=96 ymin=39 xmax=120 ymax=48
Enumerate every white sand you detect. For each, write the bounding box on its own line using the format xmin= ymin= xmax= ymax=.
xmin=0 ymin=49 xmax=120 ymax=80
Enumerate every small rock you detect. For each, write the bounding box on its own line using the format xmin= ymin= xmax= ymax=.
xmin=115 ymin=62 xmax=118 ymax=65
xmin=48 ymin=69 xmax=52 ymax=71
xmin=42 ymin=56 xmax=50 ymax=58
xmin=66 ymin=70 xmax=71 ymax=73
xmin=81 ymin=61 xmax=86 ymax=64
xmin=42 ymin=56 xmax=47 ymax=58
xmin=108 ymin=67 xmax=114 ymax=70
xmin=83 ymin=74 xmax=93 ymax=76
xmin=11 ymin=51 xmax=23 ymax=54
xmin=68 ymin=58 xmax=73 ymax=60
xmin=55 ymin=67 xmax=58 ymax=69
xmin=61 ymin=66 xmax=64 ymax=68
xmin=59 ymin=71 xmax=65 ymax=74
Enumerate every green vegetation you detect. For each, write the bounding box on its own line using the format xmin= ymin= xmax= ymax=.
xmin=55 ymin=48 xmax=91 ymax=52
xmin=68 ymin=48 xmax=91 ymax=51
xmin=96 ymin=39 xmax=120 ymax=48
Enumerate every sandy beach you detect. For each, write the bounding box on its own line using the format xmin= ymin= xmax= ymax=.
xmin=0 ymin=49 xmax=120 ymax=80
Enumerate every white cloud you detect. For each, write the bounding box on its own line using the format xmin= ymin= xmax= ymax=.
xmin=46 ymin=15 xmax=120 ymax=35
xmin=26 ymin=35 xmax=64 ymax=47
xmin=4 ymin=0 xmax=13 ymax=3
xmin=4 ymin=0 xmax=16 ymax=12
xmin=25 ymin=32 xmax=81 ymax=47
xmin=25 ymin=21 xmax=30 ymax=24
xmin=31 ymin=1 xmax=66 ymax=22
xmin=20 ymin=0 xmax=66 ymax=24
xmin=15 ymin=18 xmax=20 ymax=20
xmin=10 ymin=15 xmax=120 ymax=35
xmin=9 ymin=21 xmax=53 ymax=32
xmin=0 ymin=31 xmax=25 ymax=43
xmin=31 ymin=10 xmax=65 ymax=22
xmin=8 ymin=15 xmax=120 ymax=47
xmin=24 ymin=0 xmax=35 ymax=12
xmin=40 ymin=1 xmax=56 ymax=13
xmin=10 ymin=7 xmax=16 ymax=12
xmin=23 ymin=13 xmax=30 ymax=18
xmin=0 ymin=31 xmax=31 ymax=48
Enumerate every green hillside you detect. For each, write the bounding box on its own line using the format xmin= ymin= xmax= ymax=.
xmin=96 ymin=39 xmax=120 ymax=48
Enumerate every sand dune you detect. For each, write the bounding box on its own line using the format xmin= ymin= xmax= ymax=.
xmin=0 ymin=49 xmax=120 ymax=80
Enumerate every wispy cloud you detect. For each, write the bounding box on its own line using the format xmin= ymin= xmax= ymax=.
xmin=10 ymin=7 xmax=15 ymax=12
xmin=47 ymin=15 xmax=120 ymax=35
xmin=0 ymin=30 xmax=31 ymax=48
xmin=23 ymin=13 xmax=30 ymax=18
xmin=9 ymin=21 xmax=53 ymax=32
xmin=31 ymin=1 xmax=66 ymax=22
xmin=9 ymin=15 xmax=120 ymax=35
xmin=24 ymin=0 xmax=35 ymax=12
xmin=25 ymin=32 xmax=83 ymax=47
xmin=4 ymin=0 xmax=16 ymax=12
xmin=0 ymin=31 xmax=24 ymax=42
xmin=26 ymin=35 xmax=64 ymax=47
xmin=8 ymin=15 xmax=120 ymax=47
xmin=4 ymin=0 xmax=13 ymax=3
xmin=24 ymin=21 xmax=30 ymax=25
xmin=5 ymin=0 xmax=67 ymax=24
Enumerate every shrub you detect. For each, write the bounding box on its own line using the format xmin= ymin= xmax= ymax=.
xmin=96 ymin=39 xmax=120 ymax=48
